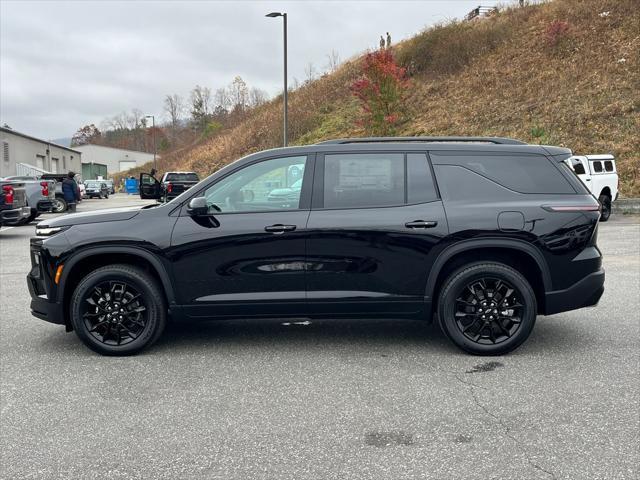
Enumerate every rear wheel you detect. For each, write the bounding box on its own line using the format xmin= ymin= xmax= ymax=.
xmin=438 ymin=262 xmax=537 ymax=355
xmin=598 ymin=194 xmax=611 ymax=222
xmin=70 ymin=264 xmax=167 ymax=355
xmin=52 ymin=197 xmax=67 ymax=213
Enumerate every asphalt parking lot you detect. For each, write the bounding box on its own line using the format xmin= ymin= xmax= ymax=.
xmin=1 ymin=195 xmax=638 ymax=480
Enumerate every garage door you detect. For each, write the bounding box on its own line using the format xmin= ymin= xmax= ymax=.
xmin=119 ymin=160 xmax=137 ymax=172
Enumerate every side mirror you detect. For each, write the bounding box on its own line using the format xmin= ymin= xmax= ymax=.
xmin=186 ymin=196 xmax=210 ymax=216
xmin=139 ymin=173 xmax=161 ymax=199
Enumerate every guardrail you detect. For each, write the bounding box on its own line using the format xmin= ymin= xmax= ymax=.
xmin=613 ymin=198 xmax=640 ymax=215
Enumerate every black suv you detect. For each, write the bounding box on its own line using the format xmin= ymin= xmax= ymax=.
xmin=27 ymin=137 xmax=604 ymax=356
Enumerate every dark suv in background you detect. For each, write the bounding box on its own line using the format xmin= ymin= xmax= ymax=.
xmin=27 ymin=137 xmax=604 ymax=356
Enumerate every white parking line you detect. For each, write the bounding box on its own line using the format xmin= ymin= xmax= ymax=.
xmin=0 ymin=226 xmax=15 ymax=233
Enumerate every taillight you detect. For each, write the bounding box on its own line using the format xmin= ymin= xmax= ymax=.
xmin=166 ymin=182 xmax=173 ymax=193
xmin=2 ymin=185 xmax=14 ymax=205
xmin=40 ymin=181 xmax=49 ymax=197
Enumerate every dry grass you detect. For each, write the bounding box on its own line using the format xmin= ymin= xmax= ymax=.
xmin=118 ymin=0 xmax=640 ymax=196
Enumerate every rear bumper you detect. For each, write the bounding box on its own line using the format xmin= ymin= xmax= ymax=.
xmin=37 ymin=200 xmax=53 ymax=212
xmin=544 ymin=268 xmax=605 ymax=315
xmin=1 ymin=206 xmax=30 ymax=224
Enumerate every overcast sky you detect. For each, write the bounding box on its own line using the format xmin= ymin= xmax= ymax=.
xmin=1 ymin=0 xmax=494 ymax=140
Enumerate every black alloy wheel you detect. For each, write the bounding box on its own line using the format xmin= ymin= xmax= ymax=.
xmin=454 ymin=277 xmax=523 ymax=345
xmin=81 ymin=281 xmax=148 ymax=346
xmin=438 ymin=262 xmax=537 ymax=355
xmin=70 ymin=264 xmax=166 ymax=355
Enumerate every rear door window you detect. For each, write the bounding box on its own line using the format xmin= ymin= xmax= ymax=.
xmin=604 ymin=160 xmax=614 ymax=172
xmin=591 ymin=161 xmax=603 ymax=173
xmin=323 ymin=153 xmax=404 ymax=208
xmin=569 ymin=158 xmax=586 ymax=175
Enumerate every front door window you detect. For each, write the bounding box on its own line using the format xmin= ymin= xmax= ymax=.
xmin=203 ymin=156 xmax=307 ymax=213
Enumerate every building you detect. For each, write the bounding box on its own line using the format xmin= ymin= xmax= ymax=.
xmin=0 ymin=126 xmax=82 ymax=178
xmin=74 ymin=144 xmax=156 ymax=177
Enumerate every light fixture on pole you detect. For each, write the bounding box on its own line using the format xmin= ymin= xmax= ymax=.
xmin=145 ymin=115 xmax=157 ymax=171
xmin=266 ymin=11 xmax=288 ymax=147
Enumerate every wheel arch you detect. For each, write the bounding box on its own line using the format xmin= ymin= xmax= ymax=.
xmin=58 ymin=246 xmax=175 ymax=330
xmin=599 ymin=187 xmax=611 ymax=198
xmin=426 ymin=239 xmax=551 ymax=312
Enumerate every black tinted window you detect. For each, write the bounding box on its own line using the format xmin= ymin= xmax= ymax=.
xmin=166 ymin=173 xmax=199 ymax=182
xmin=604 ymin=160 xmax=614 ymax=172
xmin=570 ymin=158 xmax=586 ymax=175
xmin=592 ymin=162 xmax=603 ymax=173
xmin=430 ymin=153 xmax=574 ymax=194
xmin=324 ymin=153 xmax=404 ymax=208
xmin=407 ymin=153 xmax=438 ymax=203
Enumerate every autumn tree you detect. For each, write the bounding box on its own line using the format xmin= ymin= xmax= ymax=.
xmin=190 ymin=85 xmax=212 ymax=131
xmin=350 ymin=49 xmax=409 ymax=136
xmin=164 ymin=93 xmax=184 ymax=138
xmin=71 ymin=124 xmax=101 ymax=147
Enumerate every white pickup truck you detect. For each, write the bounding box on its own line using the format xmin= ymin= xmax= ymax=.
xmin=566 ymin=154 xmax=618 ymax=221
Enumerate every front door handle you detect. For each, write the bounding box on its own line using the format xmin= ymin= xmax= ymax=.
xmin=265 ymin=224 xmax=297 ymax=234
xmin=405 ymin=220 xmax=438 ymax=229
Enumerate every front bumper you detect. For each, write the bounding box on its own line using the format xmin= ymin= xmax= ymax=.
xmin=544 ymin=268 xmax=605 ymax=315
xmin=0 ymin=206 xmax=30 ymax=224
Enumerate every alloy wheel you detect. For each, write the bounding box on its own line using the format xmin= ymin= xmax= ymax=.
xmin=454 ymin=277 xmax=524 ymax=345
xmin=81 ymin=281 xmax=148 ymax=346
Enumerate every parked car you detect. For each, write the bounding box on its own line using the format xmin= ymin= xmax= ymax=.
xmin=84 ymin=180 xmax=110 ymax=199
xmin=28 ymin=137 xmax=604 ymax=356
xmin=156 ymin=171 xmax=200 ymax=202
xmin=103 ymin=179 xmax=115 ymax=195
xmin=0 ymin=180 xmax=30 ymax=227
xmin=1 ymin=176 xmax=56 ymax=224
xmin=565 ymin=154 xmax=618 ymax=221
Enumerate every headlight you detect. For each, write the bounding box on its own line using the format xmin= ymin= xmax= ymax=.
xmin=35 ymin=225 xmax=69 ymax=236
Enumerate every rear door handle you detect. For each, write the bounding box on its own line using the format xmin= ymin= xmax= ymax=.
xmin=265 ymin=224 xmax=297 ymax=234
xmin=405 ymin=220 xmax=438 ymax=229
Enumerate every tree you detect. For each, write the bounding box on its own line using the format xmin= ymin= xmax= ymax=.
xmin=164 ymin=94 xmax=184 ymax=133
xmin=71 ymin=124 xmax=101 ymax=147
xmin=350 ymin=49 xmax=409 ymax=136
xmin=190 ymin=85 xmax=212 ymax=130
xmin=249 ymin=87 xmax=268 ymax=107
xmin=229 ymin=76 xmax=248 ymax=114
xmin=214 ymin=87 xmax=230 ymax=112
xmin=304 ymin=62 xmax=317 ymax=83
xmin=326 ymin=50 xmax=341 ymax=72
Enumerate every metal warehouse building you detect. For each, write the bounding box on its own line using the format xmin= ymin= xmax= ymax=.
xmin=74 ymin=144 xmax=156 ymax=176
xmin=0 ymin=126 xmax=82 ymax=178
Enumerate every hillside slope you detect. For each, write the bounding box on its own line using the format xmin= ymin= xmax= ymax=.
xmin=125 ymin=0 xmax=639 ymax=196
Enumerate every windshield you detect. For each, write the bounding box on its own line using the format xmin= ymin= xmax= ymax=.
xmin=85 ymin=181 xmax=102 ymax=188
xmin=165 ymin=173 xmax=199 ymax=182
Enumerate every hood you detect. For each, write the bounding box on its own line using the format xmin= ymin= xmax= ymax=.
xmin=38 ymin=206 xmax=143 ymax=228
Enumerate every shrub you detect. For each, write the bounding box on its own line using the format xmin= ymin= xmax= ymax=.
xmin=544 ymin=20 xmax=571 ymax=48
xmin=350 ymin=50 xmax=409 ymax=136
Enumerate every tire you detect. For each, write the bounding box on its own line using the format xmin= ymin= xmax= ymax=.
xmin=52 ymin=197 xmax=67 ymax=213
xmin=598 ymin=194 xmax=611 ymax=222
xmin=438 ymin=262 xmax=537 ymax=356
xmin=70 ymin=264 xmax=167 ymax=356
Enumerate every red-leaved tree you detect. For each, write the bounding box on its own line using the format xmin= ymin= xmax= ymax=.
xmin=351 ymin=50 xmax=409 ymax=136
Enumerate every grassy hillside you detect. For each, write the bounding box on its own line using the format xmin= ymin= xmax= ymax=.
xmin=120 ymin=0 xmax=639 ymax=196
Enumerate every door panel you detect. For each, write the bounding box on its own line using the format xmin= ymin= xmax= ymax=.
xmin=168 ymin=154 xmax=312 ymax=319
xmin=305 ymin=201 xmax=448 ymax=316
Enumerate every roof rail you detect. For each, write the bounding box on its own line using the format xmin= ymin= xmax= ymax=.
xmin=317 ymin=136 xmax=527 ymax=145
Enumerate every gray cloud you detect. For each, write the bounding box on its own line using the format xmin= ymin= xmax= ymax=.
xmin=1 ymin=0 xmax=486 ymax=139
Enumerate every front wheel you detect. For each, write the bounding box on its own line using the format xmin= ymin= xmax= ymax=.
xmin=438 ymin=262 xmax=537 ymax=355
xmin=70 ymin=264 xmax=167 ymax=355
xmin=598 ymin=194 xmax=611 ymax=222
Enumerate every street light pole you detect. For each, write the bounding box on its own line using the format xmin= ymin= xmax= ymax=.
xmin=266 ymin=11 xmax=288 ymax=147
xmin=145 ymin=115 xmax=157 ymax=171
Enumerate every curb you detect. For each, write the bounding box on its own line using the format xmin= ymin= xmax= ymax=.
xmin=613 ymin=198 xmax=640 ymax=215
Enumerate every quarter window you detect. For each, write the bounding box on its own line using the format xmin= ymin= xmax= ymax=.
xmin=323 ymin=153 xmax=404 ymax=208
xmin=203 ymin=156 xmax=307 ymax=213
xmin=604 ymin=160 xmax=614 ymax=172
